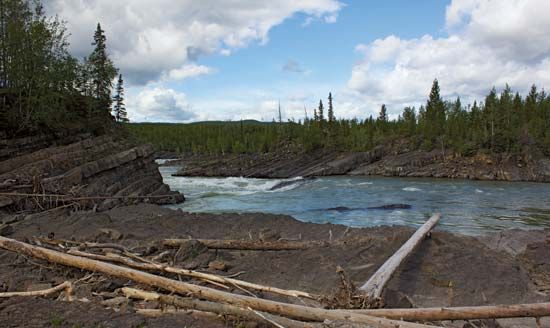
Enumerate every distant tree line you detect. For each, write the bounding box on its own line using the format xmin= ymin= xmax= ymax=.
xmin=128 ymin=80 xmax=550 ymax=156
xmin=0 ymin=0 xmax=127 ymax=137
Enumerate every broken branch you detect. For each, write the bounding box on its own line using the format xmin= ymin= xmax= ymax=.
xmin=0 ymin=281 xmax=73 ymax=300
xmin=124 ymin=287 xmax=321 ymax=328
xmin=66 ymin=248 xmax=317 ymax=299
xmin=349 ymin=302 xmax=550 ymax=321
xmin=162 ymin=238 xmax=330 ymax=251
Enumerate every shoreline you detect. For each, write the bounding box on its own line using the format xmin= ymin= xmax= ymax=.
xmin=1 ymin=204 xmax=549 ymax=327
xmin=163 ymin=148 xmax=550 ymax=183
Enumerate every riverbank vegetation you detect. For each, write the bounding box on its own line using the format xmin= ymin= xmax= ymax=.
xmin=0 ymin=0 xmax=122 ymax=137
xmin=128 ymin=80 xmax=550 ymax=156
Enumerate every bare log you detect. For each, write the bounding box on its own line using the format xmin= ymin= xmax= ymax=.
xmin=0 ymin=236 xmax=437 ymax=328
xmin=162 ymin=238 xmax=330 ymax=251
xmin=359 ymin=213 xmax=441 ymax=300
xmin=66 ymin=249 xmax=318 ymax=299
xmin=0 ymin=192 xmax=177 ymax=200
xmin=0 ymin=281 xmax=73 ymax=300
xmin=124 ymin=287 xmax=323 ymax=328
xmin=349 ymin=303 xmax=550 ymax=321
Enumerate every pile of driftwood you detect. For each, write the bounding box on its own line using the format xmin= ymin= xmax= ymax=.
xmin=1 ymin=213 xmax=549 ymax=327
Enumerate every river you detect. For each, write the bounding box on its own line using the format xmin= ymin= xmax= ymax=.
xmin=159 ymin=165 xmax=550 ymax=235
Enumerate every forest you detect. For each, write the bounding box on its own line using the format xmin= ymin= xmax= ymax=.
xmin=127 ymin=81 xmax=550 ymax=156
xmin=2 ymin=1 xmax=548 ymax=158
xmin=0 ymin=0 xmax=125 ymax=137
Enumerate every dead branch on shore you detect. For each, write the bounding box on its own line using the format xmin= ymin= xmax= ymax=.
xmin=0 ymin=236 xmax=437 ymax=328
xmin=0 ymin=281 xmax=73 ymax=300
xmin=359 ymin=213 xmax=441 ymax=306
xmin=38 ymin=235 xmax=319 ymax=300
xmin=0 ymin=192 xmax=178 ymax=200
xmin=348 ymin=303 xmax=550 ymax=321
xmin=66 ymin=248 xmax=316 ymax=299
xmin=123 ymin=287 xmax=323 ymax=328
xmin=162 ymin=238 xmax=331 ymax=251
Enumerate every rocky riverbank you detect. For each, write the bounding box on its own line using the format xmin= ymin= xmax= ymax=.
xmin=169 ymin=142 xmax=550 ymax=182
xmin=0 ymin=133 xmax=184 ymax=214
xmin=0 ymin=204 xmax=549 ymax=327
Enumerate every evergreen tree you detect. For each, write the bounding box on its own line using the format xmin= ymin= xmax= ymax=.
xmin=88 ymin=23 xmax=117 ymax=112
xmin=113 ymin=74 xmax=128 ymax=122
xmin=318 ymin=99 xmax=325 ymax=122
xmin=401 ymin=106 xmax=416 ymax=136
xmin=1 ymin=0 xmax=82 ymax=134
xmin=424 ymin=79 xmax=446 ymax=143
xmin=328 ymin=92 xmax=335 ymax=124
xmin=484 ymin=87 xmax=498 ymax=150
xmin=278 ymin=100 xmax=282 ymax=123
xmin=378 ymin=104 xmax=388 ymax=122
xmin=313 ymin=107 xmax=318 ymax=122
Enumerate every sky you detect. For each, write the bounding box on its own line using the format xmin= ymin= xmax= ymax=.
xmin=44 ymin=0 xmax=550 ymax=122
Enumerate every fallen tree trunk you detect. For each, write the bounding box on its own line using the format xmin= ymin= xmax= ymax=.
xmin=0 ymin=281 xmax=72 ymax=300
xmin=162 ymin=238 xmax=330 ymax=251
xmin=0 ymin=236 xmax=437 ymax=328
xmin=0 ymin=192 xmax=177 ymax=200
xmin=359 ymin=213 xmax=441 ymax=300
xmin=67 ymin=249 xmax=318 ymax=299
xmin=349 ymin=303 xmax=550 ymax=321
xmin=123 ymin=287 xmax=323 ymax=328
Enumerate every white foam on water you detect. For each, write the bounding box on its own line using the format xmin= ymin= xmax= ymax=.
xmin=155 ymin=159 xmax=178 ymax=165
xmin=475 ymin=189 xmax=484 ymax=193
xmin=358 ymin=182 xmax=373 ymax=186
xmin=175 ymin=176 xmax=305 ymax=197
xmin=403 ymin=187 xmax=422 ymax=192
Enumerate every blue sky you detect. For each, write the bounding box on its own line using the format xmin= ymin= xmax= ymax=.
xmin=173 ymin=1 xmax=449 ymax=121
xmin=47 ymin=0 xmax=550 ymax=122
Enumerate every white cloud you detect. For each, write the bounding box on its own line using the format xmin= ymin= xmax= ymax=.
xmin=282 ymin=59 xmax=305 ymax=73
xmin=347 ymin=0 xmax=550 ymax=116
xmin=128 ymin=87 xmax=195 ymax=122
xmin=165 ymin=64 xmax=215 ymax=82
xmin=45 ymin=0 xmax=342 ymax=85
xmin=324 ymin=13 xmax=338 ymax=23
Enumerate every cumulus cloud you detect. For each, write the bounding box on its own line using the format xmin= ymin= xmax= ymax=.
xmin=164 ymin=64 xmax=215 ymax=82
xmin=348 ymin=0 xmax=550 ymax=116
xmin=282 ymin=59 xmax=305 ymax=73
xmin=129 ymin=87 xmax=195 ymax=122
xmin=44 ymin=0 xmax=342 ymax=85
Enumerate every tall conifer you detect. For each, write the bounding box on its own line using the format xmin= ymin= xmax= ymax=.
xmin=328 ymin=92 xmax=335 ymax=123
xmin=88 ymin=23 xmax=117 ymax=112
xmin=113 ymin=74 xmax=128 ymax=122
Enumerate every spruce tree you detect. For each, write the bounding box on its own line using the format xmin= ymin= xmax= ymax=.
xmin=425 ymin=79 xmax=446 ymax=141
xmin=278 ymin=100 xmax=282 ymax=123
xmin=378 ymin=104 xmax=388 ymax=122
xmin=88 ymin=23 xmax=117 ymax=113
xmin=113 ymin=74 xmax=128 ymax=122
xmin=328 ymin=92 xmax=335 ymax=123
xmin=318 ymin=100 xmax=324 ymax=122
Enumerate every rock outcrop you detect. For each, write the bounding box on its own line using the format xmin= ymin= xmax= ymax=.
xmin=0 ymin=134 xmax=184 ymax=213
xmin=169 ymin=142 xmax=550 ymax=182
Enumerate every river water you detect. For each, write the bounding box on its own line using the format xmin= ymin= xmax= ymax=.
xmin=159 ymin=165 xmax=550 ymax=235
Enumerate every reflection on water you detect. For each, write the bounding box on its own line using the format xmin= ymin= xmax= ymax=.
xmin=159 ymin=165 xmax=550 ymax=235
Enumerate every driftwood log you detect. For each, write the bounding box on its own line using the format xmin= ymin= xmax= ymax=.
xmin=162 ymin=238 xmax=330 ymax=251
xmin=66 ymin=248 xmax=318 ymax=299
xmin=359 ymin=213 xmax=441 ymax=300
xmin=0 ymin=192 xmax=177 ymax=200
xmin=0 ymin=281 xmax=73 ymax=300
xmin=350 ymin=303 xmax=550 ymax=321
xmin=123 ymin=287 xmax=325 ymax=328
xmin=0 ymin=236 xmax=438 ymax=328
